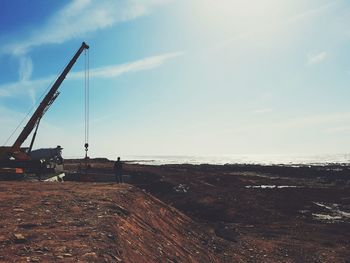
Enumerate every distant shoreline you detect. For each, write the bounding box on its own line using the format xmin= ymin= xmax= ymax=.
xmin=126 ymin=160 xmax=350 ymax=167
xmin=64 ymin=155 xmax=350 ymax=167
xmin=120 ymin=153 xmax=350 ymax=166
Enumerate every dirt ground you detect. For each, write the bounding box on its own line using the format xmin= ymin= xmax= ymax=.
xmin=120 ymin=163 xmax=350 ymax=263
xmin=0 ymin=182 xmax=221 ymax=263
xmin=1 ymin=160 xmax=350 ymax=262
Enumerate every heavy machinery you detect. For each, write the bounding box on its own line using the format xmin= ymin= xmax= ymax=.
xmin=0 ymin=42 xmax=89 ymax=179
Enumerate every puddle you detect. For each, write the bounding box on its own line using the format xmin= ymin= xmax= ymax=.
xmin=173 ymin=184 xmax=189 ymax=193
xmin=311 ymin=202 xmax=350 ymax=223
xmin=245 ymin=185 xmax=299 ymax=189
xmin=312 ymin=214 xmax=342 ymax=221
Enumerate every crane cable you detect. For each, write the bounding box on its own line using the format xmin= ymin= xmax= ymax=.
xmin=84 ymin=48 xmax=90 ymax=159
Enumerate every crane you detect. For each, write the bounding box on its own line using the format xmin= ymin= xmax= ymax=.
xmin=0 ymin=42 xmax=89 ymax=178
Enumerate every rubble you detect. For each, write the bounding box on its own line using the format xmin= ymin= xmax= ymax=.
xmin=13 ymin=233 xmax=26 ymax=243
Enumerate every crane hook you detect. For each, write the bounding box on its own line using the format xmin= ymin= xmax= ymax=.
xmin=84 ymin=143 xmax=89 ymax=158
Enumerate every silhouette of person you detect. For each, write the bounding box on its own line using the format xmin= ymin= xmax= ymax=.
xmin=114 ymin=157 xmax=123 ymax=183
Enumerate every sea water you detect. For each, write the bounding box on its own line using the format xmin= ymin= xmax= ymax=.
xmin=125 ymin=153 xmax=350 ymax=166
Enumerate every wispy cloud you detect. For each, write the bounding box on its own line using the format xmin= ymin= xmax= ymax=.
xmin=0 ymin=0 xmax=172 ymax=106
xmin=0 ymin=78 xmax=51 ymax=98
xmin=252 ymin=108 xmax=273 ymax=114
xmin=2 ymin=0 xmax=170 ymax=55
xmin=288 ymin=1 xmax=338 ymax=24
xmin=306 ymin=51 xmax=328 ymax=65
xmin=0 ymin=51 xmax=183 ymax=98
xmin=213 ymin=1 xmax=338 ymax=52
xmin=0 ymin=50 xmax=183 ymax=146
xmin=70 ymin=51 xmax=183 ymax=79
xmin=18 ymin=55 xmax=37 ymax=105
xmin=19 ymin=56 xmax=33 ymax=81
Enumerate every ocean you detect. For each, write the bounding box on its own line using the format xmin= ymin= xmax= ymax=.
xmin=125 ymin=154 xmax=350 ymax=166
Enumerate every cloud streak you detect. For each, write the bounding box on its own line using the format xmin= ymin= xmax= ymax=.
xmin=213 ymin=1 xmax=338 ymax=52
xmin=19 ymin=56 xmax=33 ymax=81
xmin=306 ymin=51 xmax=328 ymax=65
xmin=70 ymin=51 xmax=183 ymax=79
xmin=2 ymin=0 xmax=170 ymax=55
xmin=0 ymin=51 xmax=183 ymax=98
xmin=18 ymin=55 xmax=37 ymax=105
xmin=252 ymin=108 xmax=273 ymax=114
xmin=0 ymin=0 xmax=173 ymax=106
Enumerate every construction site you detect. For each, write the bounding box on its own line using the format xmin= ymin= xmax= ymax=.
xmin=1 ymin=43 xmax=350 ymax=262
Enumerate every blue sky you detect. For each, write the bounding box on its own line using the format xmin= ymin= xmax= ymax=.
xmin=0 ymin=0 xmax=350 ymax=158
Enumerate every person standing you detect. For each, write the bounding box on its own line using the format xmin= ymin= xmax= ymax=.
xmin=114 ymin=157 xmax=123 ymax=183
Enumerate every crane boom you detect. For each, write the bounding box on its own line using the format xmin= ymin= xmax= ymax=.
xmin=13 ymin=42 xmax=89 ymax=151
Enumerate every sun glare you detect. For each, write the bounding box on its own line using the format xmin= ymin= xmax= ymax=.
xmin=192 ymin=0 xmax=292 ymax=34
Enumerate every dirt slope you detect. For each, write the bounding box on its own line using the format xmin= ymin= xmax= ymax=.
xmin=0 ymin=182 xmax=220 ymax=262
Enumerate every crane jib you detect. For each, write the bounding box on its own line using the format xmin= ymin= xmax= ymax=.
xmin=12 ymin=42 xmax=89 ymax=151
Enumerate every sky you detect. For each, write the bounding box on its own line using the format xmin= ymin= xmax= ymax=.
xmin=0 ymin=0 xmax=350 ymax=159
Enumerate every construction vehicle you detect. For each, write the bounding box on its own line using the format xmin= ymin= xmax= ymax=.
xmin=0 ymin=42 xmax=89 ymax=179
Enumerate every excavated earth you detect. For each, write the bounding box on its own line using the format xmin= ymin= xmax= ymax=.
xmin=0 ymin=159 xmax=350 ymax=262
xmin=0 ymin=182 xmax=221 ymax=262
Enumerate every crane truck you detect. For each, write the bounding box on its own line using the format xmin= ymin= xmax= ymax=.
xmin=0 ymin=42 xmax=89 ymax=179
